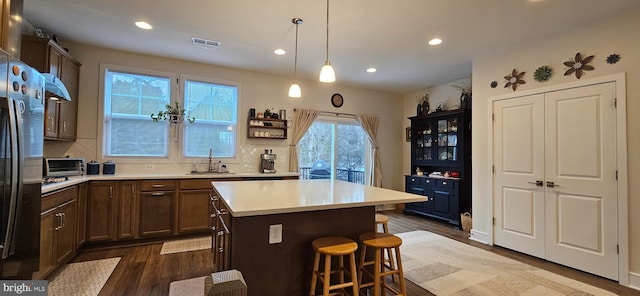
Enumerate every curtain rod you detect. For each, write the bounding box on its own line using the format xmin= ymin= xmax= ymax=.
xmin=294 ymin=108 xmax=356 ymax=118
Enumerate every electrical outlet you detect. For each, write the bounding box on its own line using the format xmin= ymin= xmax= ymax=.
xmin=269 ymin=224 xmax=282 ymax=244
xmin=145 ymin=164 xmax=155 ymax=170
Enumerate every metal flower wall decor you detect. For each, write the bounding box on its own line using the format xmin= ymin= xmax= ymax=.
xmin=504 ymin=69 xmax=526 ymax=91
xmin=533 ymin=65 xmax=553 ymax=82
xmin=563 ymin=52 xmax=594 ymax=79
xmin=606 ymin=54 xmax=620 ymax=64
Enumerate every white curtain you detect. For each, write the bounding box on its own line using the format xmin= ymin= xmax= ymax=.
xmin=288 ymin=109 xmax=320 ymax=172
xmin=357 ymin=114 xmax=382 ymax=187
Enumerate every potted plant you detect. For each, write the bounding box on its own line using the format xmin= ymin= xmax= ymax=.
xmin=150 ymin=101 xmax=195 ymax=124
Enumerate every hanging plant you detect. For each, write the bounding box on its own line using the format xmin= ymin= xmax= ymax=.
xmin=606 ymin=54 xmax=620 ymax=64
xmin=563 ymin=52 xmax=594 ymax=79
xmin=150 ymin=101 xmax=195 ymax=124
xmin=504 ymin=69 xmax=526 ymax=91
xmin=533 ymin=65 xmax=553 ymax=82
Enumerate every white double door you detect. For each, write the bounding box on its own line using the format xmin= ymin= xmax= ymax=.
xmin=493 ymin=82 xmax=618 ymax=280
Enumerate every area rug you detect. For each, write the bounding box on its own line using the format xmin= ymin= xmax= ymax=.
xmin=398 ymin=231 xmax=616 ymax=296
xmin=48 ymin=257 xmax=120 ymax=296
xmin=160 ymin=236 xmax=211 ymax=255
xmin=169 ymin=276 xmax=207 ymax=296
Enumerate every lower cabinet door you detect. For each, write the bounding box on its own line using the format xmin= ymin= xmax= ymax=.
xmin=139 ymin=191 xmax=174 ymax=237
xmin=38 ymin=209 xmax=56 ymax=278
xmin=55 ymin=200 xmax=77 ymax=265
xmin=432 ymin=189 xmax=454 ymax=220
xmin=178 ymin=190 xmax=211 ymax=233
xmin=118 ymin=182 xmax=138 ymax=239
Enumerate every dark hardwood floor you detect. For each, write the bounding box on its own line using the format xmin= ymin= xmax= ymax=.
xmin=68 ymin=210 xmax=638 ymax=295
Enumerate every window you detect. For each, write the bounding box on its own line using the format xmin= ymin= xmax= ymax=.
xmin=101 ymin=66 xmax=239 ymax=160
xmin=298 ymin=118 xmax=368 ymax=184
xmin=182 ymin=77 xmax=238 ymax=158
xmin=103 ymin=69 xmax=172 ymax=157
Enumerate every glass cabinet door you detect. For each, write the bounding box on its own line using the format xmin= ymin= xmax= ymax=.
xmin=437 ymin=117 xmax=458 ymax=161
xmin=414 ymin=121 xmax=433 ymax=161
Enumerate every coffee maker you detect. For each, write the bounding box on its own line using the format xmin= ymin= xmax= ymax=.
xmin=260 ymin=149 xmax=277 ymax=173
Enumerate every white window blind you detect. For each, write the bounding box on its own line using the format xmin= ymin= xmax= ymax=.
xmin=182 ymin=78 xmax=238 ymax=158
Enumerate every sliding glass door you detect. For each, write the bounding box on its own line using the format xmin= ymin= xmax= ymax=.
xmin=298 ymin=118 xmax=368 ymax=184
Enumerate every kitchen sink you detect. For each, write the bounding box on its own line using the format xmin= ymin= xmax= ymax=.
xmin=187 ymin=171 xmax=235 ymax=175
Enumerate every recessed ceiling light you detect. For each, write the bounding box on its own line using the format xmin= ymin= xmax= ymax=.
xmin=135 ymin=21 xmax=152 ymax=30
xmin=428 ymin=38 xmax=443 ymax=46
xmin=274 ymin=49 xmax=286 ymax=55
xmin=366 ymin=68 xmax=377 ymax=73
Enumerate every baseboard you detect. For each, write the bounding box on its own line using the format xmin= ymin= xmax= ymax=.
xmin=629 ymin=271 xmax=640 ymax=291
xmin=469 ymin=228 xmax=490 ymax=245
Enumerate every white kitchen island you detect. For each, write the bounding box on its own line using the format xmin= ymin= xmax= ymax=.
xmin=210 ymin=179 xmax=426 ymax=296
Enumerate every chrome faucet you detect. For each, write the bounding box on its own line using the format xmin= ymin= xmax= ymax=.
xmin=208 ymin=148 xmax=214 ymax=172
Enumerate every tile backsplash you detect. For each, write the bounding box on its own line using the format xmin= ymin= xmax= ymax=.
xmin=44 ymin=139 xmax=292 ymax=175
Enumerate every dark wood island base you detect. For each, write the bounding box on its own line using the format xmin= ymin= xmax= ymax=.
xmin=228 ymin=206 xmax=374 ymax=296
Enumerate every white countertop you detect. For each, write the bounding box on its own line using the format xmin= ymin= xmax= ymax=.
xmin=41 ymin=172 xmax=300 ymax=194
xmin=212 ymin=179 xmax=427 ymax=217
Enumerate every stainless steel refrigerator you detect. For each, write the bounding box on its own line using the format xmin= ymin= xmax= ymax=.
xmin=0 ymin=49 xmax=44 ymax=279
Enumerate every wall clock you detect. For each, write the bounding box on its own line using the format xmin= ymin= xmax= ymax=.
xmin=331 ymin=93 xmax=343 ymax=108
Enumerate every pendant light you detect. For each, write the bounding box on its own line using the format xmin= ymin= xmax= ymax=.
xmin=288 ymin=18 xmax=303 ymax=98
xmin=319 ymin=0 xmax=336 ymax=83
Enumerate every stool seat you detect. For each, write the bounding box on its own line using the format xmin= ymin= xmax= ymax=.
xmin=312 ymin=237 xmax=358 ymax=255
xmin=310 ymin=237 xmax=359 ymax=296
xmin=375 ymin=214 xmax=389 ymax=224
xmin=359 ymin=232 xmax=402 ymax=249
xmin=358 ymin=232 xmax=406 ymax=295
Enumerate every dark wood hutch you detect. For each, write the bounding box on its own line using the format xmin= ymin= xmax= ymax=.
xmin=404 ymin=109 xmax=471 ymax=226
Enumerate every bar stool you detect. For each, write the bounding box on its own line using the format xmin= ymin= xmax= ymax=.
xmin=357 ymin=232 xmax=406 ymax=296
xmin=375 ymin=213 xmax=397 ymax=283
xmin=310 ymin=237 xmax=359 ymax=296
xmin=375 ymin=213 xmax=390 ymax=233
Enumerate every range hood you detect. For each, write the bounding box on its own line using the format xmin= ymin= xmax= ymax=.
xmin=43 ymin=73 xmax=71 ymax=101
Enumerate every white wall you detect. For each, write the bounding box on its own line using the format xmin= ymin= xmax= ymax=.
xmin=44 ymin=43 xmax=406 ymax=190
xmin=471 ymin=7 xmax=640 ymax=280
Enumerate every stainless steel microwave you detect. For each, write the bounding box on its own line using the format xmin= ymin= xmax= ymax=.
xmin=43 ymin=157 xmax=85 ymax=177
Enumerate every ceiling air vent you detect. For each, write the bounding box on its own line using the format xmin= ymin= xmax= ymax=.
xmin=191 ymin=37 xmax=221 ymax=49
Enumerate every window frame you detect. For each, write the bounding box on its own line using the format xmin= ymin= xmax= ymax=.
xmin=178 ymin=74 xmax=241 ymax=163
xmin=300 ymin=115 xmax=371 ymax=185
xmin=98 ymin=65 xmax=241 ymax=164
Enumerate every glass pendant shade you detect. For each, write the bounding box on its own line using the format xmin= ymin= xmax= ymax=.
xmin=289 ymin=18 xmax=303 ymax=98
xmin=288 ymin=83 xmax=301 ymax=98
xmin=319 ymin=62 xmax=335 ymax=83
xmin=319 ymin=0 xmax=336 ymax=83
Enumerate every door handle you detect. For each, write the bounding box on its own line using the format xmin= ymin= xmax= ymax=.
xmin=527 ymin=180 xmax=543 ymax=186
xmin=546 ymin=181 xmax=559 ymax=188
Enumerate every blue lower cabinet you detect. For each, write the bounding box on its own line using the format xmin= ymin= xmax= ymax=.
xmin=404 ymin=175 xmax=461 ymax=226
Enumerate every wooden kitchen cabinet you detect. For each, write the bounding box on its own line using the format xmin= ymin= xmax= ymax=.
xmin=118 ymin=181 xmax=138 ymax=240
xmin=210 ymin=192 xmax=231 ymax=272
xmin=87 ymin=181 xmax=117 ymax=242
xmin=87 ymin=181 xmax=139 ymax=242
xmin=0 ymin=0 xmax=8 ymax=52
xmin=39 ymin=186 xmax=78 ymax=279
xmin=139 ymin=180 xmax=175 ymax=237
xmin=177 ymin=179 xmax=217 ymax=234
xmin=76 ymin=183 xmax=87 ymax=247
xmin=20 ymin=35 xmax=81 ymax=141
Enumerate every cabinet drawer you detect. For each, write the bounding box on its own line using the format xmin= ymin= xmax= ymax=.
xmin=422 ymin=178 xmax=434 ymax=186
xmin=180 ymin=179 xmax=214 ymax=190
xmin=436 ymin=179 xmax=454 ymax=189
xmin=406 ymin=176 xmax=422 ymax=184
xmin=42 ymin=186 xmax=77 ymax=211
xmin=140 ymin=180 xmax=176 ymax=191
